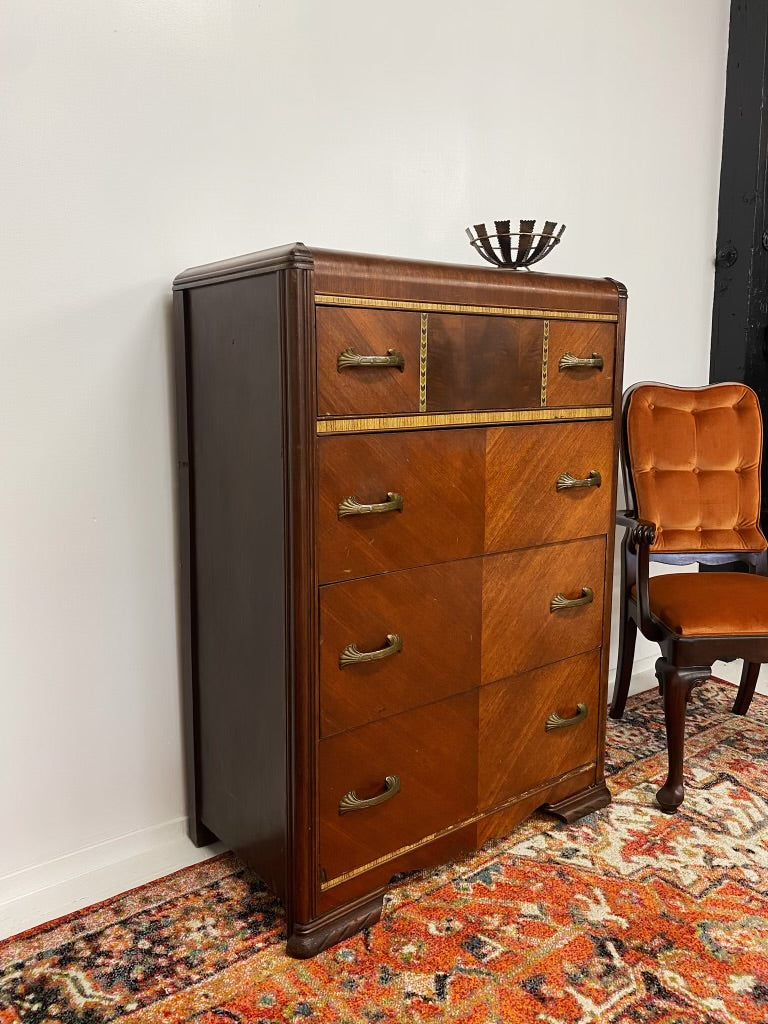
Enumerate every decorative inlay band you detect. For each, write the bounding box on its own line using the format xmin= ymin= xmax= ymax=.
xmin=316 ymin=293 xmax=618 ymax=323
xmin=419 ymin=312 xmax=428 ymax=412
xmin=320 ymin=761 xmax=596 ymax=890
xmin=317 ymin=406 xmax=612 ymax=435
xmin=541 ymin=319 xmax=549 ymax=406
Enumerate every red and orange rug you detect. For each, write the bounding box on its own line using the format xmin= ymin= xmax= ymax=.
xmin=2 ymin=683 xmax=768 ymax=1023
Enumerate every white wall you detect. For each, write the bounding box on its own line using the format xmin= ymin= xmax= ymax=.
xmin=1 ymin=0 xmax=730 ymax=900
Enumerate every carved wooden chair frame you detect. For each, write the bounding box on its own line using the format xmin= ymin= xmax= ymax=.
xmin=609 ymin=381 xmax=768 ymax=812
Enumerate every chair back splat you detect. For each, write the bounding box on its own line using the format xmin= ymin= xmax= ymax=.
xmin=623 ymin=382 xmax=766 ymax=556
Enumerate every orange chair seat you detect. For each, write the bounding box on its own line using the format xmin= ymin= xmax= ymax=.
xmin=631 ymin=572 xmax=768 ymax=636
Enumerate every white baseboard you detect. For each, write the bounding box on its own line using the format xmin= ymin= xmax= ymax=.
xmin=0 ymin=818 xmax=223 ymax=941
xmin=625 ymin=655 xmax=657 ymax=696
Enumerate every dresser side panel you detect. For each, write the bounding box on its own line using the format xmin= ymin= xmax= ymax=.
xmin=186 ymin=274 xmax=288 ymax=898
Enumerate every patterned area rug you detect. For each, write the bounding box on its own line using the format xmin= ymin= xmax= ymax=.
xmin=3 ymin=682 xmax=768 ymax=1023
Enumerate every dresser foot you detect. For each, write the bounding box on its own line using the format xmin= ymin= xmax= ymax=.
xmin=540 ymin=780 xmax=611 ymax=823
xmin=187 ymin=817 xmax=217 ymax=848
xmin=286 ymin=890 xmax=385 ymax=959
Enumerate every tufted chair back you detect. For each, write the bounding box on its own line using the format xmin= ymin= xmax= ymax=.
xmin=624 ymin=382 xmax=766 ymax=555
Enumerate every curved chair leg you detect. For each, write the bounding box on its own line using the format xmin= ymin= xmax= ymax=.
xmin=655 ymin=661 xmax=710 ymax=813
xmin=732 ymin=661 xmax=761 ymax=716
xmin=609 ymin=611 xmax=637 ymax=720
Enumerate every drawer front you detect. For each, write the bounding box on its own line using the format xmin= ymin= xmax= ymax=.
xmin=317 ymin=306 xmax=554 ymax=418
xmin=321 ymin=535 xmax=605 ymax=736
xmin=482 ymin=536 xmax=606 ymax=680
xmin=319 ymin=692 xmax=477 ymax=883
xmin=318 ymin=425 xmax=612 ymax=582
xmin=320 ymin=560 xmax=482 ymax=737
xmin=316 ymin=305 xmax=615 ymax=419
xmin=485 ymin=420 xmax=615 ymax=551
xmin=546 ymin=321 xmax=615 ymax=408
xmin=318 ymin=429 xmax=485 ymax=584
xmin=479 ymin=651 xmax=601 ymax=810
xmin=425 ymin=313 xmax=543 ymax=412
xmin=317 ymin=306 xmax=422 ymax=416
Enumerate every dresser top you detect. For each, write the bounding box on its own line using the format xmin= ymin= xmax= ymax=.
xmin=174 ymin=242 xmax=624 ymax=316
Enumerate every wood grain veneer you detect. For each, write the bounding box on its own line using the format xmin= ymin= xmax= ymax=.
xmin=173 ymin=243 xmax=625 ymax=958
xmin=479 ymin=651 xmax=601 ymax=808
xmin=320 ymin=558 xmax=481 ymax=737
xmin=319 ymin=421 xmax=614 ymax=582
xmin=319 ymin=691 xmax=478 ymax=882
xmin=484 ymin=420 xmax=615 ymax=551
xmin=482 ymin=537 xmax=606 ymax=680
xmin=317 ymin=428 xmax=485 ymax=583
xmin=317 ymin=307 xmax=421 ymax=416
xmin=546 ymin=320 xmax=616 ymax=408
xmin=425 ymin=313 xmax=543 ymax=412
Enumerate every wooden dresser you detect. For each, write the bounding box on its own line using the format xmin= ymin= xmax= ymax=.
xmin=172 ymin=244 xmax=626 ymax=957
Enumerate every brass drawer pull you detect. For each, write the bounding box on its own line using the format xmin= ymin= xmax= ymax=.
xmin=339 ymin=632 xmax=403 ymax=668
xmin=550 ymin=586 xmax=594 ymax=612
xmin=337 ymin=348 xmax=405 ymax=372
xmin=339 ymin=774 xmax=401 ymax=815
xmin=556 ymin=469 xmax=602 ymax=492
xmin=338 ymin=492 xmax=403 ymax=518
xmin=546 ymin=703 xmax=588 ymax=731
xmin=558 ymin=352 xmax=604 ymax=371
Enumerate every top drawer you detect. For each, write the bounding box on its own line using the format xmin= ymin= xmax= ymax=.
xmin=317 ymin=304 xmax=615 ymax=419
xmin=317 ymin=307 xmax=422 ymax=416
xmin=547 ymin=320 xmax=615 ymax=408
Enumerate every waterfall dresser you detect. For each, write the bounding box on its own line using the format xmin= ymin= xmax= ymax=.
xmin=172 ymin=244 xmax=626 ymax=957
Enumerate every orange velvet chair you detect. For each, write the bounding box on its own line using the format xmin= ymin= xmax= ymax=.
xmin=610 ymin=382 xmax=768 ymax=812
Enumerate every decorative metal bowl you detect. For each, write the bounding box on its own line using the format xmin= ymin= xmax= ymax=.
xmin=466 ymin=219 xmax=565 ymax=269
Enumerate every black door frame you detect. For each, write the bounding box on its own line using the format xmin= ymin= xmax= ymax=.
xmin=711 ymin=1 xmax=768 ymax=530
